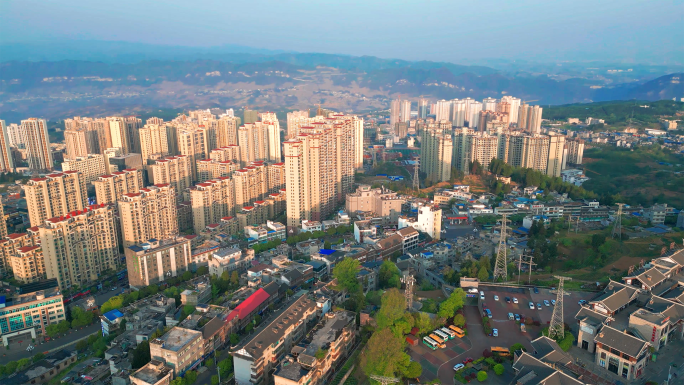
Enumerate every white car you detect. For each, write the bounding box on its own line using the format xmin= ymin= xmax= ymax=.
xmin=492 ymin=329 xmax=498 ymax=337
xmin=528 ymin=301 xmax=535 ymax=310
xmin=543 ymin=300 xmax=550 ymax=307
xmin=508 ymin=312 xmax=514 ymax=320
xmin=513 ymin=297 xmax=519 ymax=304
xmin=453 ymin=363 xmax=465 ymax=371
xmin=494 ymin=295 xmax=499 ymax=301
xmin=551 ymin=300 xmax=556 ymax=306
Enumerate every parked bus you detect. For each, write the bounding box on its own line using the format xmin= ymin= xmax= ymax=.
xmin=428 ymin=334 xmax=446 ymax=348
xmin=449 ymin=325 xmax=466 ymax=338
xmin=434 ymin=329 xmax=450 ymax=341
xmin=423 ymin=336 xmax=439 ymax=350
xmin=440 ymin=327 xmax=456 ymax=339
xmin=491 ymin=346 xmax=510 ymax=356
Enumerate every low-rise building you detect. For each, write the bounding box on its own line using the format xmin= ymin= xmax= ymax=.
xmin=150 ymin=327 xmax=204 ymax=376
xmin=397 ymin=227 xmax=419 ymax=253
xmin=353 ymin=220 xmax=376 ymax=243
xmin=0 ymin=285 xmax=65 ymax=344
xmin=345 ymin=185 xmax=404 ymax=225
xmin=208 ymin=247 xmax=254 ymax=277
xmin=398 ymin=205 xmax=442 ymax=240
xmin=125 ymin=237 xmax=193 ymax=289
xmin=594 ymin=325 xmax=650 ymax=380
xmin=130 ymin=360 xmax=173 ymax=385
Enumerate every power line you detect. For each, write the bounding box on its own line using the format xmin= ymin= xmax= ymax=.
xmin=493 ymin=213 xmax=510 ymax=281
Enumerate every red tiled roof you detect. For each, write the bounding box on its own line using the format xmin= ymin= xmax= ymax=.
xmin=7 ymin=233 xmax=25 ymax=240
xmin=225 ymin=288 xmax=270 ymax=323
xmin=17 ymin=246 xmax=39 ymax=253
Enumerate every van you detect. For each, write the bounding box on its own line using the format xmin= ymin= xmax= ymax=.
xmin=479 ymin=291 xmax=485 ymax=300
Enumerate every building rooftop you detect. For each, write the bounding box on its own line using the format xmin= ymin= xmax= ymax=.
xmin=594 ymin=325 xmax=649 ymax=358
xmin=131 ymin=360 xmax=172 ymax=385
xmin=150 ymin=327 xmax=202 ymax=352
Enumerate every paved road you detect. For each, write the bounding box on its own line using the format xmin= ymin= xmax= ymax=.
xmin=1 ymin=322 xmax=100 ymax=363
xmin=68 ymin=286 xmax=124 ymax=309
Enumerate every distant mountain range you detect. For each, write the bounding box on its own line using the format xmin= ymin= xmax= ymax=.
xmin=1 ymin=41 xmax=682 ymax=121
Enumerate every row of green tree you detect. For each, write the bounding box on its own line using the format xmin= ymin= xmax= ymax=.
xmin=0 ymin=353 xmax=46 ymax=377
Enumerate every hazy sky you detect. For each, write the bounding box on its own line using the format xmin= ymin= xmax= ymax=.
xmin=2 ymin=0 xmax=683 ymax=63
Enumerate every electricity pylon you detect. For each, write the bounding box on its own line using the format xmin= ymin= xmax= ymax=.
xmin=370 ymin=375 xmax=400 ymax=385
xmin=612 ymin=203 xmax=625 ymax=240
xmin=549 ymin=276 xmax=572 ymax=340
xmin=493 ymin=213 xmax=510 ymax=281
xmin=401 ymin=274 xmax=416 ymax=311
xmin=412 ymin=157 xmax=420 ymax=191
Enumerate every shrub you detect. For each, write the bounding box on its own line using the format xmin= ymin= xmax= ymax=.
xmin=482 ymin=349 xmax=492 ymax=358
xmin=494 ymin=364 xmax=505 ymax=375
xmin=476 ymin=371 xmax=488 ymax=382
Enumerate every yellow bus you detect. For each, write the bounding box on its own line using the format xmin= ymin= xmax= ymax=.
xmin=428 ymin=334 xmax=446 ymax=348
xmin=449 ymin=325 xmax=466 ymax=338
xmin=491 ymin=346 xmax=510 ymax=356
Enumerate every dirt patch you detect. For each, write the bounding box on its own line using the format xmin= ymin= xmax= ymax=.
xmin=600 ymin=256 xmax=643 ymax=273
xmin=415 ymin=289 xmax=446 ymax=301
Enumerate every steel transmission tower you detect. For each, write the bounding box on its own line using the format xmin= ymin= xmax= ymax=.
xmin=370 ymin=375 xmax=400 ymax=385
xmin=493 ymin=214 xmax=510 ymax=281
xmin=401 ymin=274 xmax=416 ymax=311
xmin=549 ymin=276 xmax=572 ymax=340
xmin=412 ymin=157 xmax=420 ymax=191
xmin=612 ymin=203 xmax=625 ymax=240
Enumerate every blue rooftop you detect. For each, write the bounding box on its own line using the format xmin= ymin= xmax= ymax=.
xmin=319 ymin=249 xmax=336 ymax=255
xmin=103 ymin=309 xmax=124 ymax=321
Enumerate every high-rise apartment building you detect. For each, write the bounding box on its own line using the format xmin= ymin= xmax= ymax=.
xmin=267 ymin=162 xmax=286 ymax=193
xmin=451 ymin=100 xmax=467 ymax=127
xmin=500 ymin=96 xmax=521 ymax=124
xmin=177 ymin=126 xmax=210 ymax=179
xmin=482 ymin=97 xmax=498 ymax=112
xmin=64 ymin=128 xmax=96 ymax=160
xmin=237 ymin=122 xmax=281 ymax=165
xmin=23 ymin=171 xmax=87 ymax=227
xmin=233 ymin=162 xmax=268 ymax=209
xmin=118 ymin=184 xmax=179 ymax=247
xmin=418 ymin=99 xmax=429 ymax=119
xmin=10 ymin=245 xmax=45 ymax=284
xmin=39 ymin=203 xmax=119 ymax=289
xmin=546 ymin=133 xmax=566 ymax=177
xmin=286 ymin=110 xmax=310 ymax=139
xmin=0 ymin=120 xmax=14 ymax=172
xmin=6 ymin=122 xmax=25 ymax=149
xmin=283 ymin=114 xmax=359 ymax=232
xmin=191 ymin=177 xmax=235 ymax=233
xmin=93 ymin=168 xmax=144 ymax=205
xmin=21 ymin=118 xmax=53 ymax=171
xmin=507 ymin=134 xmax=550 ymax=172
xmin=149 ymin=155 xmax=193 ymax=196
xmin=0 ymin=204 xmax=6 ymax=240
xmin=566 ymin=138 xmax=585 ymax=165
xmin=434 ymin=100 xmax=452 ymax=123
xmin=518 ymin=104 xmax=543 ymax=134
xmin=468 ymin=102 xmax=483 ymax=129
xmin=61 ymin=154 xmax=107 ymax=184
xmin=215 ymin=115 xmax=240 ymax=147
xmin=0 ymin=231 xmax=40 ymax=278
xmin=210 ymin=145 xmax=241 ymax=163
xmin=243 ymin=109 xmax=259 ymax=124
xmin=421 ymin=129 xmax=453 ymax=183
xmin=196 ymin=159 xmax=238 ymax=183
xmin=390 ymin=100 xmax=410 ymax=127
xmin=139 ymin=124 xmax=169 ymax=163
xmin=107 ymin=117 xmax=132 ymax=154
xmin=125 ymin=116 xmax=143 ymax=153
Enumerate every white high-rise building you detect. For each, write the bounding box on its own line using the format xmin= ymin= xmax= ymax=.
xmin=451 ymin=100 xmax=467 ymax=127
xmin=501 ymin=96 xmax=521 ymax=124
xmin=468 ymin=102 xmax=483 ymax=129
xmin=22 ymin=118 xmax=54 ymax=171
xmin=482 ymin=97 xmax=498 ymax=112
xmin=418 ymin=99 xmax=429 ymax=119
xmin=435 ymin=100 xmax=452 ymax=122
xmin=6 ymin=123 xmax=24 ymax=149
xmin=0 ymin=120 xmax=14 ymax=172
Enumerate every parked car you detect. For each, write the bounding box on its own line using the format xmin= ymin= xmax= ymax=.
xmin=578 ymin=299 xmax=588 ymax=306
xmin=543 ymin=300 xmax=550 ymax=307
xmin=453 ymin=364 xmax=465 ymax=371
xmin=513 ymin=297 xmax=519 ymax=304
xmin=463 ymin=357 xmax=474 ymax=365
xmin=533 ymin=287 xmax=539 ymax=294
xmin=494 ymin=295 xmax=499 ymax=301
xmin=551 ymin=299 xmax=556 ymax=306
xmin=515 ymin=314 xmax=521 ymax=322
xmin=536 ymin=303 xmax=542 ymax=310
xmin=508 ymin=312 xmax=514 ymax=320
xmin=485 ymin=309 xmax=492 ymax=318
xmin=505 ymin=296 xmax=511 ymax=303
xmin=528 ymin=302 xmax=535 ymax=310
xmin=492 ymin=328 xmax=498 ymax=337
xmin=480 ymin=291 xmax=485 ymax=300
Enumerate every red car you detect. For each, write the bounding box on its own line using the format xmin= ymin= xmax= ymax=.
xmin=462 ymin=357 xmax=474 ymax=365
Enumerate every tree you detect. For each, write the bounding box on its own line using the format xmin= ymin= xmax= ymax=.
xmin=591 ymin=234 xmax=606 ymax=250
xmin=360 ymin=328 xmax=410 ymax=377
xmin=333 ymin=258 xmax=361 ymax=293
xmin=100 ymin=295 xmax=124 ymax=314
xmin=509 ymin=343 xmax=526 ymax=354
xmin=230 ymin=333 xmax=239 ymax=346
xmin=131 ymin=340 xmax=151 ymax=369
xmin=76 ymin=339 xmax=88 ymax=351
xmin=379 ymin=260 xmax=401 ymax=289
xmin=182 ymin=271 xmax=193 ymax=281
xmin=453 ymin=314 xmax=466 ymax=328
xmin=437 ymin=289 xmax=466 ymax=319
xmin=376 ymin=289 xmax=406 ymax=329
xmin=180 ymin=305 xmax=195 ymax=321
xmin=218 ymin=357 xmax=233 ymax=378
xmin=184 ymin=370 xmax=198 ymax=385
xmin=404 ymin=361 xmax=423 ymax=379
xmin=494 ymin=364 xmax=504 ymax=375
xmin=196 ymin=266 xmax=209 ymax=276
xmin=477 ymin=267 xmax=489 ymax=282
xmin=211 ymin=375 xmax=219 ymax=385
xmin=32 ymin=352 xmax=45 ymax=363
xmin=477 ymin=371 xmax=488 ymax=382
xmin=414 ymin=312 xmax=432 ymax=335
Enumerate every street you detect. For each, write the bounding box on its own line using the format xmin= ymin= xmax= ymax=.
xmin=0 ymin=322 xmax=100 ymax=362
xmin=68 ymin=285 xmax=124 ymax=309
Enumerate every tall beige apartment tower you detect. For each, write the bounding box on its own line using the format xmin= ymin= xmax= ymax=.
xmin=107 ymin=117 xmax=132 ymax=154
xmin=125 ymin=116 xmax=143 ymax=153
xmin=61 ymin=154 xmax=107 ymax=184
xmin=139 ymin=124 xmax=169 ymax=162
xmin=190 ymin=177 xmax=235 ymax=233
xmin=517 ymin=104 xmax=543 ymax=134
xmin=283 ymin=114 xmax=357 ymax=232
xmin=267 ymin=162 xmax=286 ymax=193
xmin=23 ymin=171 xmax=87 ymax=227
xmin=421 ymin=128 xmax=453 ymax=183
xmin=21 ymin=118 xmax=54 ymax=171
xmin=0 ymin=120 xmax=15 ymax=172
xmin=215 ymin=115 xmax=240 ymax=147
xmin=118 ymin=184 xmax=179 ymax=247
xmin=177 ymin=126 xmax=210 ymax=179
xmin=237 ymin=122 xmax=281 ymax=165
xmin=93 ymin=168 xmax=144 ymax=205
xmin=233 ymin=162 xmax=268 ymax=209
xmin=196 ymin=159 xmax=238 ymax=183
xmin=39 ymin=203 xmax=119 ymax=289
xmin=286 ymin=110 xmax=309 ymax=139
xmin=210 ymin=145 xmax=241 ymax=163
xmin=507 ymin=134 xmax=550 ymax=173
xmin=149 ymin=155 xmax=193 ymax=196
xmin=546 ymin=133 xmax=566 ymax=177
xmin=566 ymin=138 xmax=585 ymax=165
